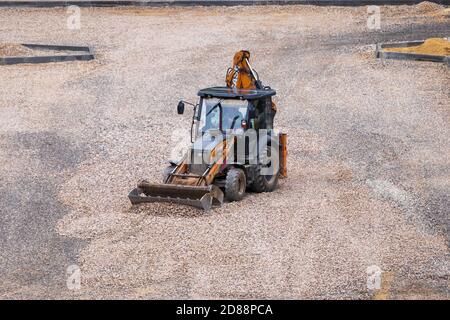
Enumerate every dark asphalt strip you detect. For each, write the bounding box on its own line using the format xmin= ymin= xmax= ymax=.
xmin=0 ymin=132 xmax=87 ymax=298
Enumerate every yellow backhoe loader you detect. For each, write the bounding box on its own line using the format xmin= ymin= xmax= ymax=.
xmin=129 ymin=51 xmax=287 ymax=210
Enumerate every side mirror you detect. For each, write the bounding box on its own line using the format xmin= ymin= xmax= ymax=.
xmin=177 ymin=101 xmax=185 ymax=115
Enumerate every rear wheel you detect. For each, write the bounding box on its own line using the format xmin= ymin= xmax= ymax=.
xmin=225 ymin=168 xmax=246 ymax=202
xmin=251 ymin=143 xmax=280 ymax=192
xmin=251 ymin=167 xmax=279 ymax=192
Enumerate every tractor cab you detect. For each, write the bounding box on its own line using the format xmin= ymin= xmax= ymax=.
xmin=176 ymin=86 xmax=280 ymax=180
xmin=195 ymin=87 xmax=277 ymax=136
xmin=198 ymin=98 xmax=248 ymax=134
xmin=187 ymin=85 xmax=282 ymax=180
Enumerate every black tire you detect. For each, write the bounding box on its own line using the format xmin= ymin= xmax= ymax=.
xmin=162 ymin=165 xmax=176 ymax=183
xmin=225 ymin=168 xmax=246 ymax=202
xmin=251 ymin=167 xmax=279 ymax=193
xmin=251 ymin=142 xmax=280 ymax=193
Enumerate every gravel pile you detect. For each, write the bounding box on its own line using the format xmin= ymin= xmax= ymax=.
xmin=0 ymin=43 xmax=34 ymax=56
xmin=415 ymin=2 xmax=449 ymax=20
xmin=415 ymin=1 xmax=444 ymax=13
xmin=384 ymin=38 xmax=450 ymax=56
xmin=0 ymin=5 xmax=449 ymax=299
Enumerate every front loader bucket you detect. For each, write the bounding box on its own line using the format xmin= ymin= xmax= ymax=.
xmin=129 ymin=182 xmax=224 ymax=211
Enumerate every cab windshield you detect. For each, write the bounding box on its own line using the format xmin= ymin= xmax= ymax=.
xmin=198 ymin=98 xmax=249 ymax=134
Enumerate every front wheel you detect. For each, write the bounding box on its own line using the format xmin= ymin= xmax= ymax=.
xmin=225 ymin=168 xmax=246 ymax=202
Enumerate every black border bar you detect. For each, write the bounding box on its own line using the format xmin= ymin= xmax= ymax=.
xmin=0 ymin=43 xmax=94 ymax=65
xmin=0 ymin=1 xmax=449 ymax=8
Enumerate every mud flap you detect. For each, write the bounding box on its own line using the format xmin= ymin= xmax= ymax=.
xmin=129 ymin=182 xmax=224 ymax=211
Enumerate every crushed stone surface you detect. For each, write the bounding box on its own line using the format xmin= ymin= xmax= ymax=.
xmin=0 ymin=5 xmax=449 ymax=299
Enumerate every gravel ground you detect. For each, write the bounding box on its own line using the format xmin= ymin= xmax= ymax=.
xmin=0 ymin=4 xmax=449 ymax=299
xmin=0 ymin=44 xmax=35 ymax=56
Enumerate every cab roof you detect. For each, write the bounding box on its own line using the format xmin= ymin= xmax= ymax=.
xmin=198 ymin=86 xmax=276 ymax=100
